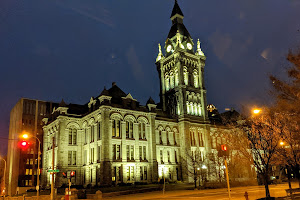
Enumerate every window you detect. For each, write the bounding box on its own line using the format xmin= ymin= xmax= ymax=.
xmin=139 ymin=146 xmax=147 ymax=161
xmin=170 ymin=72 xmax=174 ymax=89
xmin=90 ymin=126 xmax=94 ymax=142
xmin=68 ymin=151 xmax=72 ymax=165
xmin=165 ymin=75 xmax=170 ymax=91
xmin=90 ymin=148 xmax=94 ymax=163
xmin=191 ymin=132 xmax=196 ymax=146
xmin=113 ymin=144 xmax=121 ymax=161
xmin=126 ymin=121 xmax=134 ymax=139
xmin=173 ymin=132 xmax=177 ymax=145
xmin=159 ymin=131 xmax=162 ymax=144
xmin=140 ymin=166 xmax=143 ymax=180
xmin=160 ymin=150 xmax=163 ymax=163
xmin=184 ymin=67 xmax=188 ymax=85
xmin=166 ymin=131 xmax=170 ymax=144
xmin=198 ymin=132 xmax=204 ymax=147
xmin=97 ymin=122 xmax=101 ymax=140
xmin=84 ymin=150 xmax=87 ymax=165
xmin=175 ymin=150 xmax=178 ymax=163
xmin=73 ymin=151 xmax=77 ymax=165
xmin=25 ymin=169 xmax=32 ymax=175
xmin=69 ymin=129 xmax=72 ymax=145
xmin=112 ymin=120 xmax=121 ymax=137
xmin=139 ymin=122 xmax=146 ymax=139
xmin=127 ymin=166 xmax=134 ymax=181
xmin=175 ymin=69 xmax=179 ymax=86
xmin=193 ymin=70 xmax=199 ymax=88
xmin=69 ymin=128 xmax=77 ymax=145
xmin=130 ymin=145 xmax=134 ymax=160
xmin=84 ymin=129 xmax=87 ymax=144
xmin=97 ymin=145 xmax=101 ymax=162
xmin=167 ymin=151 xmax=170 ymax=163
xmin=68 ymin=151 xmax=77 ymax=165
xmin=144 ymin=166 xmax=147 ymax=180
xmin=126 ymin=145 xmax=135 ymax=161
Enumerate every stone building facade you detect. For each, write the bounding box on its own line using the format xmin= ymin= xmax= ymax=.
xmin=41 ymin=1 xmax=251 ymax=187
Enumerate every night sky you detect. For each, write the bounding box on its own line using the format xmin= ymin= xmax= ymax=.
xmin=0 ymin=0 xmax=299 ymax=155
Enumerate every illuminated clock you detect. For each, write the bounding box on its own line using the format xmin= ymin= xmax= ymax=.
xmin=167 ymin=45 xmax=172 ymax=53
xmin=187 ymin=43 xmax=192 ymax=50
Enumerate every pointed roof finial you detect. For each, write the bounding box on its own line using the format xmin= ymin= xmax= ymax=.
xmin=171 ymin=0 xmax=184 ymax=18
xmin=196 ymin=39 xmax=205 ymax=56
xmin=156 ymin=43 xmax=164 ymax=62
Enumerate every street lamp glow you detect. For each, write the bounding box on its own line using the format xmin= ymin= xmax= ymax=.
xmin=22 ymin=133 xmax=29 ymax=139
xmin=202 ymin=165 xmax=207 ymax=169
xmin=280 ymin=141 xmax=285 ymax=146
xmin=253 ymin=109 xmax=261 ymax=114
xmin=197 ymin=167 xmax=200 ymax=170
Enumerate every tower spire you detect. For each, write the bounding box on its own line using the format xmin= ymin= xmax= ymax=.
xmin=171 ymin=0 xmax=184 ymax=19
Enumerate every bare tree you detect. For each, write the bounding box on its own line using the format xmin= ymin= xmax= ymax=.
xmin=242 ymin=109 xmax=282 ymax=199
xmin=181 ymin=149 xmax=206 ymax=189
xmin=270 ymin=50 xmax=300 ymax=187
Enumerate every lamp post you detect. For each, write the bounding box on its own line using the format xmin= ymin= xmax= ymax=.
xmin=22 ymin=133 xmax=41 ymax=198
xmin=0 ymin=157 xmax=6 ymax=196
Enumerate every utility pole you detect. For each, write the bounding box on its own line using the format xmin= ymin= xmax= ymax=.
xmin=51 ymin=137 xmax=55 ymax=200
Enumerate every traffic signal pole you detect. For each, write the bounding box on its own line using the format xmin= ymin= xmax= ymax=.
xmin=224 ymin=158 xmax=231 ymax=200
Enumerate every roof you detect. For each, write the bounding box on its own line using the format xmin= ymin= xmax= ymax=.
xmin=171 ymin=0 xmax=184 ymax=18
xmin=168 ymin=22 xmax=191 ymax=39
xmin=100 ymin=87 xmax=110 ymax=96
xmin=146 ymin=97 xmax=155 ymax=105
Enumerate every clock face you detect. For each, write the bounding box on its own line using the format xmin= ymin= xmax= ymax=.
xmin=187 ymin=43 xmax=192 ymax=50
xmin=167 ymin=45 xmax=172 ymax=53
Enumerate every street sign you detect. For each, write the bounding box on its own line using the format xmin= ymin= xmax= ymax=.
xmin=47 ymin=169 xmax=59 ymax=173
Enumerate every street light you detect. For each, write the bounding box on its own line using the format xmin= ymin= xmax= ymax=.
xmin=0 ymin=156 xmax=6 ymax=196
xmin=253 ymin=109 xmax=261 ymax=115
xmin=22 ymin=133 xmax=41 ymax=198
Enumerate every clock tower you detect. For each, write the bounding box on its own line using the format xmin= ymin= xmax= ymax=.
xmin=156 ymin=0 xmax=208 ymax=122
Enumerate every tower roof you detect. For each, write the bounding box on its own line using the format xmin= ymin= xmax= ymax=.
xmin=167 ymin=1 xmax=192 ymax=42
xmin=171 ymin=0 xmax=184 ymax=18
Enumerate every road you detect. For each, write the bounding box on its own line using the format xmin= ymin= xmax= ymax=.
xmin=103 ymin=183 xmax=296 ymax=200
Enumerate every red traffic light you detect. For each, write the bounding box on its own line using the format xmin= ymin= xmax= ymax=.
xmin=18 ymin=140 xmax=30 ymax=150
xmin=70 ymin=171 xmax=75 ymax=177
xmin=221 ymin=144 xmax=227 ymax=151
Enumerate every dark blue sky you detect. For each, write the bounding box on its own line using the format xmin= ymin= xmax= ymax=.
xmin=0 ymin=0 xmax=299 ymax=155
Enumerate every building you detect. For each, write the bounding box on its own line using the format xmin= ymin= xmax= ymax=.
xmin=6 ymin=98 xmax=57 ymax=195
xmin=41 ymin=1 xmax=214 ymax=187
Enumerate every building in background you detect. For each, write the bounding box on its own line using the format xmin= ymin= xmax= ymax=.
xmin=6 ymin=98 xmax=57 ymax=195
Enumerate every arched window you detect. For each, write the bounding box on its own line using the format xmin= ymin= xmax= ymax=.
xmin=126 ymin=121 xmax=134 ymax=139
xmin=198 ymin=104 xmax=201 ymax=116
xmin=165 ymin=75 xmax=170 ymax=91
xmin=139 ymin=122 xmax=146 ymax=139
xmin=190 ymin=102 xmax=194 ymax=115
xmin=175 ymin=68 xmax=179 ymax=86
xmin=183 ymin=67 xmax=188 ymax=85
xmin=186 ymin=101 xmax=190 ymax=114
xmin=194 ymin=103 xmax=198 ymax=116
xmin=193 ymin=70 xmax=199 ymax=88
xmin=112 ymin=119 xmax=121 ymax=138
xmin=170 ymin=71 xmax=174 ymax=89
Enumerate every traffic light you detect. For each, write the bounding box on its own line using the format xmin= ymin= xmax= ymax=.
xmin=62 ymin=172 xmax=67 ymax=178
xmin=70 ymin=171 xmax=75 ymax=177
xmin=18 ymin=140 xmax=30 ymax=150
xmin=221 ymin=144 xmax=227 ymax=151
xmin=218 ymin=144 xmax=229 ymax=157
